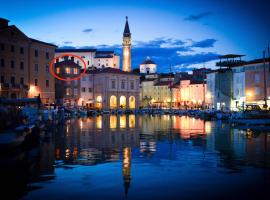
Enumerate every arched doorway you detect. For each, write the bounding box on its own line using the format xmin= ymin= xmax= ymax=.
xmin=129 ymin=96 xmax=136 ymax=109
xmin=119 ymin=96 xmax=126 ymax=109
xmin=110 ymin=95 xmax=117 ymax=109
xmin=96 ymin=96 xmax=102 ymax=109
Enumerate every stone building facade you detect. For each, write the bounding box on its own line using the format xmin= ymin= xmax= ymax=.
xmin=78 ymin=68 xmax=140 ymax=109
xmin=54 ymin=57 xmax=81 ymax=106
xmin=0 ymin=18 xmax=56 ymax=103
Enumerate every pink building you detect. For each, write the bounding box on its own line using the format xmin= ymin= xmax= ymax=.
xmin=179 ymin=80 xmax=207 ymax=109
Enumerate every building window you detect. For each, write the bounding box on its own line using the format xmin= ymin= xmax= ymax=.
xmin=82 ymin=87 xmax=86 ymax=92
xmin=130 ymin=81 xmax=134 ymax=90
xmin=35 ymin=50 xmax=38 ymax=57
xmin=65 ymin=67 xmax=70 ymax=74
xmin=11 ymin=76 xmax=15 ymax=85
xmin=88 ymin=88 xmax=92 ymax=92
xmin=20 ymin=47 xmax=24 ymax=54
xmin=20 ymin=77 xmax=24 ymax=84
xmin=74 ymin=88 xmax=78 ymax=95
xmin=46 ymin=65 xmax=49 ymax=73
xmin=11 ymin=60 xmax=15 ymax=68
xmin=98 ymin=63 xmax=100 ymax=66
xmin=66 ymin=88 xmax=71 ymax=96
xmin=111 ymin=80 xmax=116 ymax=89
xmin=0 ymin=59 xmax=4 ymax=67
xmin=0 ymin=43 xmax=4 ymax=51
xmin=34 ymin=79 xmax=38 ymax=86
xmin=20 ymin=62 xmax=24 ymax=70
xmin=11 ymin=45 xmax=15 ymax=52
xmin=1 ymin=76 xmax=4 ymax=83
xmin=106 ymin=63 xmax=108 ymax=66
xmin=46 ymin=80 xmax=49 ymax=88
xmin=56 ymin=67 xmax=60 ymax=74
xmin=121 ymin=80 xmax=125 ymax=89
xmin=88 ymin=76 xmax=92 ymax=81
xmin=73 ymin=68 xmax=78 ymax=74
xmin=46 ymin=52 xmax=49 ymax=59
xmin=254 ymin=73 xmax=260 ymax=84
xmin=255 ymin=87 xmax=260 ymax=95
xmin=35 ymin=64 xmax=38 ymax=72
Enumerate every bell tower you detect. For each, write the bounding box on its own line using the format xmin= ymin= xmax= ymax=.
xmin=122 ymin=16 xmax=131 ymax=72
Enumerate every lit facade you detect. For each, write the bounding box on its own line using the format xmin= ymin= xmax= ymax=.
xmin=232 ymin=60 xmax=270 ymax=109
xmin=140 ymin=57 xmax=157 ymax=74
xmin=179 ymin=80 xmax=207 ymax=108
xmin=78 ymin=68 xmax=140 ymax=109
xmin=0 ymin=18 xmax=56 ymax=103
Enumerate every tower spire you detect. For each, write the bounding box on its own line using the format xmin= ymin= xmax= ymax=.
xmin=123 ymin=16 xmax=131 ymax=37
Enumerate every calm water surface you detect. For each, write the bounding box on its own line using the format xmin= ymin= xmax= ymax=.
xmin=1 ymin=115 xmax=270 ymax=200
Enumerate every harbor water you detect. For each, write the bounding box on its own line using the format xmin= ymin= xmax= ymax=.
xmin=1 ymin=115 xmax=270 ymax=200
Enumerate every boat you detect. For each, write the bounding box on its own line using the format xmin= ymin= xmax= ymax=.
xmin=229 ymin=104 xmax=270 ymax=125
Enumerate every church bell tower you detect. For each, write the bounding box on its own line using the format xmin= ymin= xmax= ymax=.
xmin=122 ymin=16 xmax=132 ymax=72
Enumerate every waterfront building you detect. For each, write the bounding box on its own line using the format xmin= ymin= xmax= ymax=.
xmin=232 ymin=59 xmax=270 ymax=109
xmin=206 ymin=54 xmax=243 ymax=110
xmin=206 ymin=68 xmax=233 ymax=110
xmin=54 ymin=56 xmax=81 ymax=105
xmin=78 ymin=68 xmax=140 ymax=109
xmin=0 ymin=18 xmax=56 ymax=103
xmin=55 ymin=49 xmax=120 ymax=69
xmin=139 ymin=57 xmax=157 ymax=74
xmin=140 ymin=73 xmax=179 ymax=108
xmin=179 ymin=79 xmax=207 ymax=109
xmin=122 ymin=16 xmax=132 ymax=72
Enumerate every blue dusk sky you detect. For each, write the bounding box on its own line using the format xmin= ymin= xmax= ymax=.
xmin=0 ymin=0 xmax=270 ymax=72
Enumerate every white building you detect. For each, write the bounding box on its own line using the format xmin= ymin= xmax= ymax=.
xmin=140 ymin=57 xmax=157 ymax=74
xmin=232 ymin=66 xmax=245 ymax=109
xmin=55 ymin=49 xmax=120 ymax=69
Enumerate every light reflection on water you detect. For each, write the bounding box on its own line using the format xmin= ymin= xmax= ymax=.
xmin=1 ymin=115 xmax=270 ymax=200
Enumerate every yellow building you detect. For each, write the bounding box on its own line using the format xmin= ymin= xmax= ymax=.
xmin=140 ymin=74 xmax=179 ymax=108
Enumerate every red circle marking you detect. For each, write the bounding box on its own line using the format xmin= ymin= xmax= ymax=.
xmin=49 ymin=53 xmax=87 ymax=81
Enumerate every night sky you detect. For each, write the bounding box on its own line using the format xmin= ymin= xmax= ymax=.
xmin=1 ymin=0 xmax=270 ymax=72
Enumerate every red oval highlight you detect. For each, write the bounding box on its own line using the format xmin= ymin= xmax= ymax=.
xmin=49 ymin=53 xmax=87 ymax=81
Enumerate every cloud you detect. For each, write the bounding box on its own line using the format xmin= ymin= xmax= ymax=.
xmin=58 ymin=46 xmax=76 ymax=49
xmin=191 ymin=39 xmax=217 ymax=48
xmin=184 ymin=11 xmax=213 ymax=21
xmin=134 ymin=38 xmax=186 ymax=48
xmin=63 ymin=41 xmax=72 ymax=44
xmin=82 ymin=28 xmax=93 ymax=33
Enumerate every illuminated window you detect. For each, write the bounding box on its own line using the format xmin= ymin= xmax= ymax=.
xmin=73 ymin=68 xmax=78 ymax=74
xmin=65 ymin=67 xmax=70 ymax=74
xmin=66 ymin=88 xmax=71 ymax=95
xmin=56 ymin=67 xmax=60 ymax=74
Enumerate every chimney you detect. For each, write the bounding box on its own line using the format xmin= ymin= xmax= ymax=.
xmin=71 ymin=56 xmax=74 ymax=61
xmin=0 ymin=18 xmax=10 ymax=28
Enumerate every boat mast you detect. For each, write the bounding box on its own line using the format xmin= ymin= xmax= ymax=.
xmin=263 ymin=50 xmax=268 ymax=109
